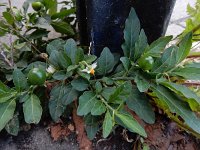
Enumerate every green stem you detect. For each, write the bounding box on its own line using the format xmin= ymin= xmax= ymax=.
xmin=99 ymin=95 xmax=115 ymax=112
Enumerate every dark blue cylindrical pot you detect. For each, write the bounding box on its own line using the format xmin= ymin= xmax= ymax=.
xmin=79 ymin=0 xmax=176 ymax=56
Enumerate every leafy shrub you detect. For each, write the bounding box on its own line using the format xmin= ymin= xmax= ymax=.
xmin=1 ymin=3 xmax=200 ymax=140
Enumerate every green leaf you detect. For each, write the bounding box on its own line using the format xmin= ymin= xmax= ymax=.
xmin=152 ymin=84 xmax=200 ymax=134
xmin=49 ymin=84 xmax=68 ymax=122
xmin=67 ymin=65 xmax=79 ymax=72
xmin=161 ymin=82 xmax=200 ymax=111
xmin=91 ymin=100 xmax=106 ymax=116
xmin=134 ymin=73 xmax=150 ymax=92
xmin=13 ymin=68 xmax=28 ymax=91
xmin=0 ymin=92 xmax=17 ymax=103
xmin=49 ymin=50 xmax=61 ymax=68
xmin=51 ymin=21 xmax=74 ymax=35
xmin=5 ymin=113 xmax=19 ymax=136
xmin=43 ymin=0 xmax=57 ymax=15
xmin=103 ymin=111 xmax=113 ymax=138
xmin=0 ymin=81 xmax=9 ymax=93
xmin=152 ymin=46 xmax=178 ymax=73
xmin=96 ymin=47 xmax=115 ymax=76
xmin=64 ymin=39 xmax=84 ymax=64
xmin=172 ymin=67 xmax=200 ymax=80
xmin=134 ymin=29 xmax=148 ymax=61
xmin=84 ymin=115 xmax=99 ymax=140
xmin=77 ymin=91 xmax=97 ymax=116
xmin=46 ymin=39 xmax=65 ymax=55
xmin=95 ymin=81 xmax=102 ymax=94
xmin=145 ymin=36 xmax=173 ymax=57
xmin=53 ymin=71 xmax=68 ymax=80
xmin=120 ymin=57 xmax=131 ymax=71
xmin=176 ymin=33 xmax=192 ymax=63
xmin=84 ymin=55 xmax=97 ymax=64
xmin=126 ymin=87 xmax=155 ymax=124
xmin=61 ymin=85 xmax=79 ymax=106
xmin=26 ymin=29 xmax=49 ymax=40
xmin=3 ymin=12 xmax=15 ymax=25
xmin=23 ymin=94 xmax=42 ymax=124
xmin=58 ymin=51 xmax=72 ymax=69
xmin=122 ymin=8 xmax=140 ymax=59
xmin=51 ymin=8 xmax=75 ymax=20
xmin=109 ymin=82 xmax=132 ymax=104
xmin=71 ymin=77 xmax=89 ymax=91
xmin=115 ymin=112 xmax=147 ymax=137
xmin=35 ymin=17 xmax=51 ymax=29
xmin=101 ymin=87 xmax=115 ymax=100
xmin=102 ymin=77 xmax=114 ymax=86
xmin=0 ymin=99 xmax=16 ymax=131
xmin=85 ymin=124 xmax=99 ymax=140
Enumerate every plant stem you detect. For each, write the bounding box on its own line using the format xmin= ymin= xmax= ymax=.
xmin=99 ymin=95 xmax=115 ymax=112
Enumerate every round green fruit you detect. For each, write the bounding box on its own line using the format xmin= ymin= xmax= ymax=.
xmin=28 ymin=68 xmax=46 ymax=85
xmin=31 ymin=2 xmax=43 ymax=11
xmin=138 ymin=56 xmax=154 ymax=71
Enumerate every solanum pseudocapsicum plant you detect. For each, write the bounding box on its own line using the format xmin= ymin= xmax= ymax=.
xmin=1 ymin=7 xmax=200 ymax=141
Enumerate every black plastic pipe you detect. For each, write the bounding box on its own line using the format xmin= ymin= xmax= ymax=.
xmin=77 ymin=0 xmax=176 ymax=56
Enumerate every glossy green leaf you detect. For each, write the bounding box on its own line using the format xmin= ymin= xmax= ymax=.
xmin=71 ymin=77 xmax=89 ymax=91
xmin=103 ymin=111 xmax=113 ymax=138
xmin=23 ymin=94 xmax=42 ymax=124
xmin=161 ymin=82 xmax=200 ymax=111
xmin=58 ymin=51 xmax=72 ymax=69
xmin=126 ymin=87 xmax=155 ymax=124
xmin=0 ymin=99 xmax=16 ymax=131
xmin=0 ymin=92 xmax=17 ymax=103
xmin=134 ymin=73 xmax=150 ymax=92
xmin=0 ymin=81 xmax=9 ymax=93
xmin=145 ymin=36 xmax=173 ymax=57
xmin=172 ymin=67 xmax=200 ymax=80
xmin=3 ymin=12 xmax=15 ymax=25
xmin=46 ymin=39 xmax=65 ymax=55
xmin=61 ymin=85 xmax=79 ymax=106
xmin=77 ymin=91 xmax=97 ymax=116
xmin=51 ymin=8 xmax=75 ymax=19
xmin=49 ymin=84 xmax=68 ymax=121
xmin=176 ymin=32 xmax=192 ymax=63
xmin=152 ymin=84 xmax=200 ymax=134
xmin=122 ymin=8 xmax=140 ymax=59
xmin=85 ymin=124 xmax=99 ymax=140
xmin=49 ymin=51 xmax=60 ymax=68
xmin=53 ymin=71 xmax=68 ymax=80
xmin=96 ymin=47 xmax=115 ymax=76
xmin=91 ymin=100 xmax=106 ymax=116
xmin=101 ymin=87 xmax=115 ymax=100
xmin=43 ymin=0 xmax=57 ymax=15
xmin=51 ymin=21 xmax=74 ymax=35
xmin=152 ymin=46 xmax=178 ymax=73
xmin=84 ymin=115 xmax=99 ymax=140
xmin=134 ymin=29 xmax=148 ymax=61
xmin=5 ymin=113 xmax=19 ymax=136
xmin=64 ymin=39 xmax=84 ymax=64
xmin=120 ymin=57 xmax=131 ymax=71
xmin=13 ymin=68 xmax=28 ymax=91
xmin=115 ymin=112 xmax=147 ymax=137
xmin=109 ymin=82 xmax=132 ymax=104
xmin=84 ymin=55 xmax=97 ymax=64
xmin=95 ymin=81 xmax=102 ymax=94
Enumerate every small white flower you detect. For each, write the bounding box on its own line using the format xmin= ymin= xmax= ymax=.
xmin=46 ymin=65 xmax=56 ymax=74
xmin=81 ymin=62 xmax=97 ymax=75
